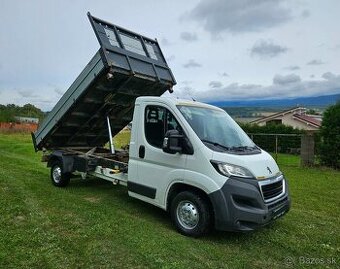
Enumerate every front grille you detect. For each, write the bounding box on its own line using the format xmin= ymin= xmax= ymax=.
xmin=259 ymin=176 xmax=284 ymax=203
xmin=268 ymin=196 xmax=288 ymax=210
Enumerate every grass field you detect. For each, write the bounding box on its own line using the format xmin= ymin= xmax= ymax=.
xmin=0 ymin=133 xmax=339 ymax=269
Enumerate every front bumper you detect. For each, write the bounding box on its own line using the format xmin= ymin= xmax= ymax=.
xmin=209 ymin=175 xmax=291 ymax=231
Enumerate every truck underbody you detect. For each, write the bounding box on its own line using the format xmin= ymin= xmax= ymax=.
xmin=46 ymin=146 xmax=129 ymax=186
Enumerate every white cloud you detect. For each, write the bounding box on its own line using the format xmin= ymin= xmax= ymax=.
xmin=166 ymin=55 xmax=175 ymax=62
xmin=187 ymin=0 xmax=292 ymax=34
xmin=301 ymin=9 xmax=310 ymax=18
xmin=18 ymin=90 xmax=38 ymax=98
xmin=174 ymin=73 xmax=340 ymax=101
xmin=284 ymin=65 xmax=300 ymax=71
xmin=0 ymin=87 xmax=59 ymax=111
xmin=333 ymin=44 xmax=340 ymax=50
xmin=322 ymin=72 xmax=336 ymax=80
xmin=183 ymin=59 xmax=202 ymax=68
xmin=273 ymin=74 xmax=301 ymax=85
xmin=180 ymin=32 xmax=198 ymax=42
xmin=1 ymin=0 xmax=339 ymax=109
xmin=250 ymin=40 xmax=288 ymax=59
xmin=54 ymin=88 xmax=65 ymax=96
xmin=209 ymin=81 xmax=223 ymax=88
xmin=218 ymin=72 xmax=229 ymax=77
xmin=307 ymin=59 xmax=325 ymax=65
xmin=181 ymin=80 xmax=193 ymax=85
xmin=161 ymin=38 xmax=173 ymax=46
xmin=179 ymin=86 xmax=195 ymax=98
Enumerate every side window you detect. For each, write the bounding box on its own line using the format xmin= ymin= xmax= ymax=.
xmin=166 ymin=111 xmax=181 ymax=132
xmin=145 ymin=106 xmax=182 ymax=148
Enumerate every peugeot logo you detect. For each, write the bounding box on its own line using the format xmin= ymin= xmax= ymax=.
xmin=267 ymin=167 xmax=272 ymax=174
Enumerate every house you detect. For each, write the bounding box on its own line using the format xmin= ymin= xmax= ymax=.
xmin=250 ymin=107 xmax=322 ymax=130
xmin=14 ymin=116 xmax=39 ymax=124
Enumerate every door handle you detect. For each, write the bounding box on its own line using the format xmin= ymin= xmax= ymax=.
xmin=139 ymin=145 xmax=145 ymax=158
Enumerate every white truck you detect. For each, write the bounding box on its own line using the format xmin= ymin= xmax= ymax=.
xmin=32 ymin=13 xmax=290 ymax=236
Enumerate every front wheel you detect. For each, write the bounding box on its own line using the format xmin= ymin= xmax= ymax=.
xmin=50 ymin=161 xmax=70 ymax=187
xmin=170 ymin=191 xmax=211 ymax=237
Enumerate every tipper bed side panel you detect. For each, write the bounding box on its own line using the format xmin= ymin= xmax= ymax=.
xmin=34 ymin=51 xmax=105 ymax=150
xmin=33 ymin=14 xmax=176 ymax=151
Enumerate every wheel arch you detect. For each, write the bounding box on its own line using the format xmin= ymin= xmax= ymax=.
xmin=166 ymin=182 xmax=214 ymax=223
xmin=47 ymin=155 xmax=61 ymax=168
xmin=47 ymin=151 xmax=74 ymax=173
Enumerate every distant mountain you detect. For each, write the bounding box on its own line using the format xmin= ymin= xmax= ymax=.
xmin=209 ymin=93 xmax=340 ymax=108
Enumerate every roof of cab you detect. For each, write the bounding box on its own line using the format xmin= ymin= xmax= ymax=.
xmin=135 ymin=96 xmax=224 ymax=111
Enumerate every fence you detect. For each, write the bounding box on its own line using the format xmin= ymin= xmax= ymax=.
xmin=0 ymin=122 xmax=38 ymax=133
xmin=248 ymin=133 xmax=317 ymax=166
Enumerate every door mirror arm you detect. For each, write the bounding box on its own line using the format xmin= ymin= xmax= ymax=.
xmin=162 ymin=130 xmax=184 ymax=154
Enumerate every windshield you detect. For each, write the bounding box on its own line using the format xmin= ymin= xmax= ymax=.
xmin=178 ymin=105 xmax=260 ymax=154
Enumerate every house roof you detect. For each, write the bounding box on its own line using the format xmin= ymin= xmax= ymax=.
xmin=250 ymin=107 xmax=306 ymax=124
xmin=292 ymin=113 xmax=321 ymax=127
xmin=14 ymin=116 xmax=39 ymax=123
xmin=250 ymin=106 xmax=322 ymax=129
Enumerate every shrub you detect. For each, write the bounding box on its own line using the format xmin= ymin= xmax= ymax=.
xmin=239 ymin=122 xmax=303 ymax=153
xmin=319 ymin=102 xmax=340 ymax=169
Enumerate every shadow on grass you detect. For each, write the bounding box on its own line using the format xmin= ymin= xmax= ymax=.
xmin=204 ymin=222 xmax=277 ymax=243
xmin=68 ymin=176 xmax=114 ymax=189
xmin=67 ymin=176 xmax=172 ymax=225
xmin=64 ymin=176 xmax=283 ymax=243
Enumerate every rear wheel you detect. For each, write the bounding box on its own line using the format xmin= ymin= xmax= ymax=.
xmin=50 ymin=161 xmax=70 ymax=187
xmin=171 ymin=191 xmax=211 ymax=237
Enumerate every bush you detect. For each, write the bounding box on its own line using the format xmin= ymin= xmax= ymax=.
xmin=319 ymin=102 xmax=340 ymax=169
xmin=239 ymin=122 xmax=303 ymax=153
xmin=0 ymin=103 xmax=45 ymax=123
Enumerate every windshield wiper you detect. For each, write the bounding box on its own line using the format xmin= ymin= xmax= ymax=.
xmin=201 ymin=139 xmax=231 ymax=151
xmin=230 ymin=146 xmax=259 ymax=151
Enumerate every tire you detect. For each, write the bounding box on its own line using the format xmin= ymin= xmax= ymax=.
xmin=170 ymin=191 xmax=211 ymax=237
xmin=50 ymin=161 xmax=71 ymax=187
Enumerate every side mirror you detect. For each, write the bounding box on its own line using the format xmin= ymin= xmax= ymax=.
xmin=163 ymin=130 xmax=183 ymax=154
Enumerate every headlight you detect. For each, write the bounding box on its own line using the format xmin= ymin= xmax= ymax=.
xmin=211 ymin=161 xmax=254 ymax=178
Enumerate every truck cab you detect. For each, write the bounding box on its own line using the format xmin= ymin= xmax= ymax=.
xmin=127 ymin=97 xmax=291 ymax=236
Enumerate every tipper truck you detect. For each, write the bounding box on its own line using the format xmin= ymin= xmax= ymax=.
xmin=32 ymin=13 xmax=291 ymax=237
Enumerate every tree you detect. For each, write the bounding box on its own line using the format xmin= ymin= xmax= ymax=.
xmin=0 ymin=105 xmax=15 ymax=122
xmin=238 ymin=122 xmax=303 ymax=153
xmin=0 ymin=103 xmax=46 ymax=122
xmin=319 ymin=102 xmax=340 ymax=169
xmin=306 ymin=108 xmax=319 ymax=115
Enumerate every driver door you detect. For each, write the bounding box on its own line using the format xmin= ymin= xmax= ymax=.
xmin=129 ymin=103 xmax=188 ymax=208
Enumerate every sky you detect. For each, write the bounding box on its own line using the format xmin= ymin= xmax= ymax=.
xmin=1 ymin=0 xmax=340 ymax=111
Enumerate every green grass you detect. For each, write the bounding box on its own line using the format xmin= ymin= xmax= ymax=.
xmin=0 ymin=133 xmax=339 ymax=269
xmin=114 ymin=130 xmax=131 ymax=149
